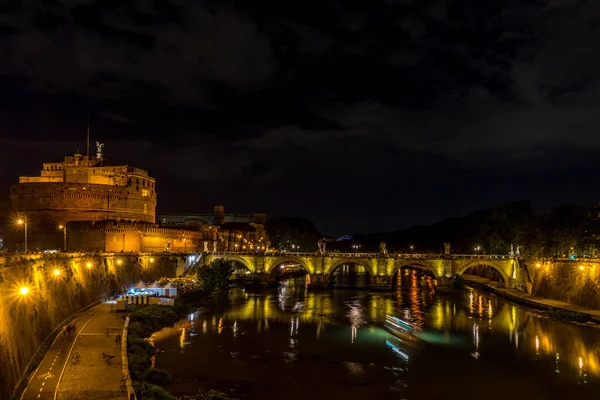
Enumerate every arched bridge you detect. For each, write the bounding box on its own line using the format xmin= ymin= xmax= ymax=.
xmin=202 ymin=252 xmax=530 ymax=291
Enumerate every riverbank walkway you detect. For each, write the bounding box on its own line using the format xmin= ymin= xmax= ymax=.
xmin=463 ymin=274 xmax=600 ymax=323
xmin=21 ymin=302 xmax=128 ymax=400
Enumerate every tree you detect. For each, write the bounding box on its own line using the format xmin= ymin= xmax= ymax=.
xmin=540 ymin=204 xmax=591 ymax=257
xmin=265 ymin=217 xmax=320 ymax=252
xmin=198 ymin=259 xmax=233 ymax=292
xmin=479 ymin=201 xmax=538 ymax=255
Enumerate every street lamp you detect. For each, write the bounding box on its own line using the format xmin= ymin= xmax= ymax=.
xmin=17 ymin=215 xmax=28 ymax=253
xmin=474 ymin=246 xmax=481 ymax=254
xmin=410 ymin=245 xmax=414 ymax=254
xmin=58 ymin=225 xmax=67 ymax=252
xmin=352 ymin=244 xmax=361 ymax=254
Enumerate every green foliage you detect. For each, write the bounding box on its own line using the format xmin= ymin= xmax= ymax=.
xmin=265 ymin=216 xmax=320 ymax=252
xmin=127 ymin=303 xmax=193 ymax=391
xmin=128 ymin=335 xmax=156 ymax=357
xmin=128 ymin=352 xmax=152 ymax=377
xmin=128 ymin=305 xmax=187 ymax=337
xmin=179 ymin=390 xmax=239 ymax=400
xmin=142 ymin=368 xmax=173 ymax=385
xmin=541 ymin=204 xmax=591 ymax=257
xmin=134 ymin=381 xmax=178 ymax=400
xmin=546 ymin=309 xmax=591 ymax=323
xmin=198 ymin=259 xmax=233 ymax=292
xmin=452 ymin=274 xmax=465 ymax=291
xmin=351 ymin=201 xmax=597 ymax=257
xmin=478 ymin=201 xmax=539 ymax=255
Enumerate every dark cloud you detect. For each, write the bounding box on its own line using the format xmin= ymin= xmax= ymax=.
xmin=1 ymin=0 xmax=600 ymax=234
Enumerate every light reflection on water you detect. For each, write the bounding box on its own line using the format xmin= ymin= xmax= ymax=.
xmin=152 ymin=270 xmax=600 ymax=400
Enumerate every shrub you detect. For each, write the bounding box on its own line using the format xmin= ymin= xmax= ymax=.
xmin=134 ymin=382 xmax=177 ymax=400
xmin=452 ymin=274 xmax=465 ymax=291
xmin=546 ymin=309 xmax=591 ymax=323
xmin=128 ymin=335 xmax=155 ymax=356
xmin=142 ymin=368 xmax=173 ymax=385
xmin=180 ymin=390 xmax=239 ymax=400
xmin=198 ymin=259 xmax=233 ymax=292
xmin=128 ymin=352 xmax=151 ymax=377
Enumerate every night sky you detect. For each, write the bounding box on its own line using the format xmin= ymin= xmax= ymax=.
xmin=1 ymin=0 xmax=599 ymax=235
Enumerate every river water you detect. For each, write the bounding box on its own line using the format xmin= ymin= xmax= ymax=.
xmin=152 ymin=270 xmax=600 ymax=399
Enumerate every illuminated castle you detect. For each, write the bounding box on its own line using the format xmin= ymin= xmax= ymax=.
xmin=11 ymin=145 xmax=156 ymax=225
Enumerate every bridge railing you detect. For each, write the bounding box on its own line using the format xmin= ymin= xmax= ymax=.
xmin=447 ymin=254 xmax=513 ymax=260
xmin=207 ymin=251 xmax=514 ymax=260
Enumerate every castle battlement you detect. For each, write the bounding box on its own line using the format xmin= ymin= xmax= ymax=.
xmin=11 ymin=153 xmax=157 ymax=225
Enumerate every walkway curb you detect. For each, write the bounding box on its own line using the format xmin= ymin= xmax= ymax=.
xmin=122 ymin=316 xmax=137 ymax=400
xmin=465 ymin=279 xmax=600 ymax=324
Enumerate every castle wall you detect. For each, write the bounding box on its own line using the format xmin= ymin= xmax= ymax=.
xmin=10 ymin=182 xmax=156 ymax=224
xmin=67 ymin=222 xmax=207 ymax=253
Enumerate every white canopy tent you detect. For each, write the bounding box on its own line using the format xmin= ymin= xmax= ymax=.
xmin=147 ymin=281 xmax=165 ymax=296
xmin=163 ymin=282 xmax=177 ymax=298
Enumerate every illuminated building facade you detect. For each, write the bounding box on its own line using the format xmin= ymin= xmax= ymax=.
xmin=11 ymin=152 xmax=156 ymax=225
xmin=159 ymin=206 xmax=268 ymax=251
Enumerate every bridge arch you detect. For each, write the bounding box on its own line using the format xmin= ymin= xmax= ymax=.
xmin=207 ymin=255 xmax=256 ymax=274
xmin=327 ymin=258 xmax=374 ymax=278
xmin=457 ymin=259 xmax=510 ymax=285
xmin=392 ymin=260 xmax=440 ymax=278
xmin=391 ymin=261 xmax=439 ymax=291
xmin=265 ymin=257 xmax=313 ymax=276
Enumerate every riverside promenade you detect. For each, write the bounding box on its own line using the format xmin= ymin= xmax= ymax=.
xmin=21 ymin=302 xmax=128 ymax=400
xmin=463 ymin=274 xmax=600 ymax=323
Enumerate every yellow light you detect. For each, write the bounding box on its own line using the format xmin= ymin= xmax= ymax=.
xmin=17 ymin=219 xmax=24 ymax=225
xmin=58 ymin=225 xmax=64 ymax=229
xmin=20 ymin=286 xmax=29 ymax=295
xmin=579 ymin=265 xmax=585 ymax=271
xmin=117 ymin=259 xmax=122 ymax=265
xmin=86 ymin=262 xmax=92 ymax=268
xmin=149 ymin=257 xmax=154 ymax=263
xmin=53 ymin=269 xmax=61 ymax=276
xmin=535 ymin=263 xmax=541 ymax=268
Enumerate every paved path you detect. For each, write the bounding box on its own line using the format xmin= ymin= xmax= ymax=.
xmin=464 ymin=274 xmax=600 ymax=323
xmin=21 ymin=302 xmax=128 ymax=400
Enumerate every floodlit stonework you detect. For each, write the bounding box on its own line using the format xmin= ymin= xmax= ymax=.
xmin=11 ymin=153 xmax=156 ymax=225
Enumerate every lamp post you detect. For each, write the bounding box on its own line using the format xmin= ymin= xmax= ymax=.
xmin=353 ymin=244 xmax=360 ymax=254
xmin=58 ymin=225 xmax=67 ymax=252
xmin=17 ymin=215 xmax=27 ymax=253
xmin=410 ymin=245 xmax=414 ymax=255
